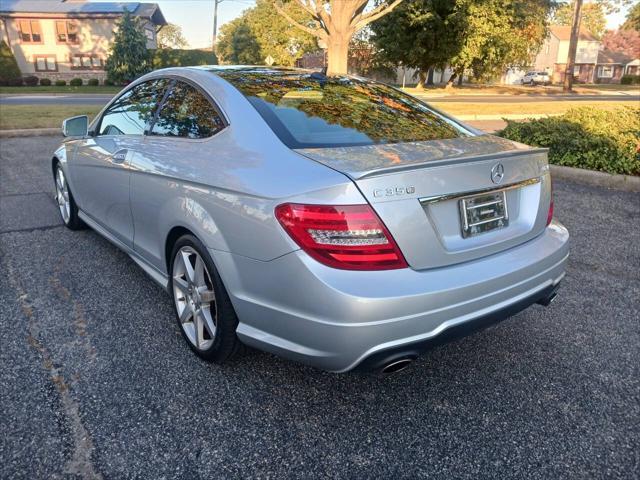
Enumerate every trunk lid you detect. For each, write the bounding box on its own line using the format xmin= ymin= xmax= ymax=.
xmin=297 ymin=135 xmax=552 ymax=270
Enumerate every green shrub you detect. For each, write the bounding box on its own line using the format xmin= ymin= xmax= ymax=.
xmin=87 ymin=78 xmax=100 ymax=86
xmin=499 ymin=107 xmax=640 ymax=176
xmin=0 ymin=40 xmax=22 ymax=86
xmin=152 ymin=48 xmax=218 ymax=68
xmin=55 ymin=80 xmax=66 ymax=86
xmin=104 ymin=78 xmax=115 ymax=86
xmin=620 ymin=74 xmax=640 ymax=85
xmin=69 ymin=78 xmax=83 ymax=86
xmin=23 ymin=75 xmax=39 ymax=86
xmin=39 ymin=78 xmax=52 ymax=86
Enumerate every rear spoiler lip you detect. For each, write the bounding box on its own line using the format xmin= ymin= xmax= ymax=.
xmin=352 ymin=146 xmax=549 ymax=181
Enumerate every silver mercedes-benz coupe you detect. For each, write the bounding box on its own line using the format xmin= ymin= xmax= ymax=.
xmin=52 ymin=66 xmax=569 ymax=373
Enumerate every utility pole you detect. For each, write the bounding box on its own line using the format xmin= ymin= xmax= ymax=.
xmin=563 ymin=0 xmax=583 ymax=93
xmin=213 ymin=0 xmax=225 ymax=48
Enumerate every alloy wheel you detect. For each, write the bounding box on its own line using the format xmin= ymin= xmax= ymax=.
xmin=172 ymin=246 xmax=218 ymax=350
xmin=55 ymin=167 xmax=71 ymax=224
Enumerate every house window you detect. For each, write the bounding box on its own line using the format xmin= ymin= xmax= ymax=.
xmin=598 ymin=65 xmax=613 ymax=78
xmin=18 ymin=20 xmax=42 ymax=43
xmin=56 ymin=20 xmax=79 ymax=43
xmin=573 ymin=65 xmax=581 ymax=76
xmin=145 ymin=28 xmax=155 ymax=40
xmin=71 ymin=54 xmax=104 ymax=70
xmin=34 ymin=55 xmax=57 ymax=72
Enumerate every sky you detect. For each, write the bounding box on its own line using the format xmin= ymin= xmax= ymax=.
xmin=88 ymin=0 xmax=633 ymax=50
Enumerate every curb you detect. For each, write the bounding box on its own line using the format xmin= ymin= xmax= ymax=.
xmin=0 ymin=128 xmax=60 ymax=138
xmin=551 ymin=165 xmax=640 ymax=192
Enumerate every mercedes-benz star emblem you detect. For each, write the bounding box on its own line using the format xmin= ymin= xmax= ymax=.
xmin=491 ymin=163 xmax=505 ymax=184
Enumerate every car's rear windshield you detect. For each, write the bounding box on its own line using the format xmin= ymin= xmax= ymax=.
xmin=217 ymin=70 xmax=471 ymax=149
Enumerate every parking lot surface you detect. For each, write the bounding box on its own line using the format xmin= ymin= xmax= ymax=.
xmin=1 ymin=135 xmax=638 ymax=479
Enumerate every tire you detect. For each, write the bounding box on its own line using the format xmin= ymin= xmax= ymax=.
xmin=54 ymin=163 xmax=85 ymax=230
xmin=169 ymin=234 xmax=241 ymax=362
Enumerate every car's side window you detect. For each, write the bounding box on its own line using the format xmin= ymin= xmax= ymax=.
xmin=98 ymin=79 xmax=168 ymax=136
xmin=150 ymin=81 xmax=225 ymax=139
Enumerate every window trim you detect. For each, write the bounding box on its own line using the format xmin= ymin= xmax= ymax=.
xmin=146 ymin=76 xmax=229 ymax=141
xmin=93 ymin=75 xmax=228 ymax=139
xmin=55 ymin=20 xmax=80 ymax=45
xmin=598 ymin=65 xmax=614 ymax=78
xmin=70 ymin=54 xmax=104 ymax=71
xmin=95 ymin=78 xmax=170 ymax=137
xmin=34 ymin=54 xmax=58 ymax=72
xmin=17 ymin=19 xmax=43 ymax=44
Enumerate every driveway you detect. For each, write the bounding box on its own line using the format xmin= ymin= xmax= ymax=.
xmin=1 ymin=136 xmax=638 ymax=479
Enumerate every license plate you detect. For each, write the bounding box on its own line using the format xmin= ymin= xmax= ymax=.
xmin=459 ymin=190 xmax=508 ymax=238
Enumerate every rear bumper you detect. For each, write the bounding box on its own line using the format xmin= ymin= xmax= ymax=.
xmin=211 ymin=220 xmax=569 ymax=372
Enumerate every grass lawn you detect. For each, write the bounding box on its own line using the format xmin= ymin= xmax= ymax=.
xmin=429 ymin=101 xmax=634 ymax=117
xmin=0 ymin=105 xmax=102 ymax=130
xmin=0 ymin=85 xmax=121 ymax=95
xmin=403 ymin=84 xmax=640 ymax=96
xmin=0 ymin=100 xmax=634 ymax=130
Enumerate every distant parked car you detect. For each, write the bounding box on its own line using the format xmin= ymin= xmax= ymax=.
xmin=522 ymin=71 xmax=551 ymax=86
xmin=52 ymin=67 xmax=568 ymax=373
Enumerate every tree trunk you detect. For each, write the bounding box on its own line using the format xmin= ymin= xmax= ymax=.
xmin=445 ymin=72 xmax=457 ymax=89
xmin=563 ymin=0 xmax=583 ymax=93
xmin=416 ymin=70 xmax=427 ymax=90
xmin=457 ymin=72 xmax=463 ymax=86
xmin=326 ymin=36 xmax=350 ymax=75
xmin=426 ymin=67 xmax=435 ymax=85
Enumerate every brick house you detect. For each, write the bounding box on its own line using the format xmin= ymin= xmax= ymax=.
xmin=594 ymin=49 xmax=635 ymax=83
xmin=0 ymin=0 xmax=166 ymax=82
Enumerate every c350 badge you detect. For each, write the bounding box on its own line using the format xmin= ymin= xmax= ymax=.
xmin=373 ymin=186 xmax=416 ymax=198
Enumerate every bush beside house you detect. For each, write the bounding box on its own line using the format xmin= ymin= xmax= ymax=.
xmin=499 ymin=107 xmax=640 ymax=176
xmin=0 ymin=41 xmax=22 ymax=86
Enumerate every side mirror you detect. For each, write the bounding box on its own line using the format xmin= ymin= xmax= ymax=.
xmin=62 ymin=115 xmax=89 ymax=137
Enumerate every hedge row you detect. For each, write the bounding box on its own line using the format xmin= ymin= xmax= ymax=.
xmin=151 ymin=48 xmax=218 ymax=69
xmin=499 ymin=107 xmax=640 ymax=176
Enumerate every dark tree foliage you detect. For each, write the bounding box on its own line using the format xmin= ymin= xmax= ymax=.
xmin=0 ymin=41 xmax=22 ymax=86
xmin=106 ymin=10 xmax=152 ymax=84
xmin=371 ymin=0 xmax=465 ymax=86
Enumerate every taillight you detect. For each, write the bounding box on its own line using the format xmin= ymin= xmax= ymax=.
xmin=546 ymin=181 xmax=554 ymax=226
xmin=275 ymin=203 xmax=408 ymax=270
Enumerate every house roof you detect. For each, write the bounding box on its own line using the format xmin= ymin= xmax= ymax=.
xmin=597 ymin=49 xmax=633 ymax=65
xmin=0 ymin=1 xmax=166 ymax=24
xmin=549 ymin=25 xmax=598 ymax=42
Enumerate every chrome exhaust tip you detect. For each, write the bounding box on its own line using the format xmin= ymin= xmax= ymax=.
xmin=381 ymin=358 xmax=414 ymax=375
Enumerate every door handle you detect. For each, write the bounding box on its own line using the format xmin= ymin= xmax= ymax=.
xmin=111 ymin=149 xmax=128 ymax=164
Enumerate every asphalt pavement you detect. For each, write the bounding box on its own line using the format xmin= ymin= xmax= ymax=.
xmin=1 ymin=135 xmax=639 ymax=479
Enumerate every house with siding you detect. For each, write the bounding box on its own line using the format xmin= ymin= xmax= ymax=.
xmin=533 ymin=25 xmax=639 ymax=84
xmin=0 ymin=0 xmax=166 ymax=82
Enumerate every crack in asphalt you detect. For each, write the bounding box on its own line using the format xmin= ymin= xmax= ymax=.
xmin=6 ymin=262 xmax=102 ymax=480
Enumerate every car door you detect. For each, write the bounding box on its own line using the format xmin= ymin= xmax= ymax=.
xmin=129 ymin=79 xmax=227 ymax=271
xmin=69 ymin=79 xmax=169 ymax=247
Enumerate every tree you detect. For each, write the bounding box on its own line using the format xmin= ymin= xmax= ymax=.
xmin=553 ymin=1 xmax=607 ymax=38
xmin=371 ymin=0 xmax=466 ymax=88
xmin=158 ymin=23 xmax=188 ymax=49
xmin=216 ymin=18 xmax=263 ymax=64
xmin=622 ymin=2 xmax=640 ymax=31
xmin=271 ymin=0 xmax=405 ymax=75
xmin=0 ymin=41 xmax=22 ymax=86
xmin=449 ymin=0 xmax=552 ymax=85
xmin=217 ymin=1 xmax=317 ymax=66
xmin=245 ymin=0 xmax=318 ymax=66
xmin=602 ymin=28 xmax=640 ymax=57
xmin=105 ymin=10 xmax=152 ymax=84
